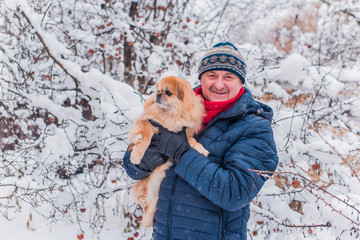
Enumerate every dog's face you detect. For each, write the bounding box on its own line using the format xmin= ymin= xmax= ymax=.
xmin=154 ymin=76 xmax=191 ymax=111
xmin=142 ymin=75 xmax=205 ymax=133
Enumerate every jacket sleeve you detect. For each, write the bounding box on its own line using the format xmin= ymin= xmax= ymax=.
xmin=175 ymin=118 xmax=278 ymax=212
xmin=123 ymin=145 xmax=168 ymax=180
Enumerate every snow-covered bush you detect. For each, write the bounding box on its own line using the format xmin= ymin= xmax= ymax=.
xmin=0 ymin=0 xmax=214 ymax=238
xmin=230 ymin=1 xmax=360 ymax=238
xmin=0 ymin=0 xmax=359 ymax=239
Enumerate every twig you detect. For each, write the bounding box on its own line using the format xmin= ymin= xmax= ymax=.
xmin=273 ymin=97 xmax=360 ymax=124
xmin=251 ymin=204 xmax=332 ymax=229
xmin=210 ymin=0 xmax=229 ymax=46
xmin=305 ymin=121 xmax=360 ymax=183
xmin=20 ymin=10 xmax=81 ymax=94
xmin=99 ymin=81 xmax=133 ymax=124
xmin=290 ymin=158 xmax=329 ymax=186
xmin=249 ymin=169 xmax=360 ymax=226
xmin=40 ymin=2 xmax=53 ymax=26
xmin=320 ymin=0 xmax=360 ymax=25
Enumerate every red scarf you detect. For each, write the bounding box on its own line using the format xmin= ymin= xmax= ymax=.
xmin=195 ymin=87 xmax=245 ymax=130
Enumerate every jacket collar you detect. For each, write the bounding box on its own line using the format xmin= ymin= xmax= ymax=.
xmin=194 ymin=86 xmax=273 ymax=126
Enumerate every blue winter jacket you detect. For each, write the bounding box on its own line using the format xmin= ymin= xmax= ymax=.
xmin=123 ymin=88 xmax=279 ymax=240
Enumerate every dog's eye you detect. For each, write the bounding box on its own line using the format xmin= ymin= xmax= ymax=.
xmin=165 ymin=90 xmax=173 ymax=96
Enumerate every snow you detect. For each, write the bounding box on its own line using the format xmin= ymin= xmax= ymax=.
xmin=278 ymin=53 xmax=311 ymax=87
xmin=266 ymin=82 xmax=289 ymax=100
xmin=321 ymin=75 xmax=345 ymax=97
xmin=1 ymin=0 xmax=360 ymax=239
xmin=340 ymin=68 xmax=360 ymax=82
xmin=0 ymin=211 xmax=128 ymax=240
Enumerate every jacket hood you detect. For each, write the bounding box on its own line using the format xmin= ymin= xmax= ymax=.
xmin=240 ymin=89 xmax=273 ymax=123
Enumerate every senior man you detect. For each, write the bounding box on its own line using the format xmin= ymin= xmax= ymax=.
xmin=124 ymin=42 xmax=279 ymax=240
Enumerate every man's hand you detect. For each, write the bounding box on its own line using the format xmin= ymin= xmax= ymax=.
xmin=149 ymin=120 xmax=190 ymax=163
xmin=135 ymin=143 xmax=168 ymax=171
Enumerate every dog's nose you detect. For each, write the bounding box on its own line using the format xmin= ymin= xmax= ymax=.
xmin=156 ymin=93 xmax=162 ymax=102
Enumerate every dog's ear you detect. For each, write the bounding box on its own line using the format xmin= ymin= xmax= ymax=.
xmin=175 ymin=79 xmax=184 ymax=101
xmin=175 ymin=77 xmax=192 ymax=102
xmin=176 ymin=78 xmax=198 ymax=113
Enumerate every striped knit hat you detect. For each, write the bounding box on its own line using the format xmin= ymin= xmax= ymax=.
xmin=198 ymin=42 xmax=247 ymax=83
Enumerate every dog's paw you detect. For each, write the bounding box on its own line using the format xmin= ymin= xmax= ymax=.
xmin=141 ymin=212 xmax=155 ymax=228
xmin=192 ymin=143 xmax=209 ymax=157
xmin=189 ymin=139 xmax=209 ymax=157
xmin=141 ymin=217 xmax=153 ymax=228
xmin=130 ymin=149 xmax=143 ymax=164
xmin=198 ymin=147 xmax=209 ymax=157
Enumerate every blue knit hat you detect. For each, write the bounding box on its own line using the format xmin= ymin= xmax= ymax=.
xmin=198 ymin=42 xmax=246 ymax=83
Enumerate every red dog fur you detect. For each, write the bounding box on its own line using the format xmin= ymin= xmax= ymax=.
xmin=128 ymin=76 xmax=208 ymax=227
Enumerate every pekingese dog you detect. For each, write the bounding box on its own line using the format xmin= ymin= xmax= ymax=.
xmin=128 ymin=76 xmax=209 ymax=227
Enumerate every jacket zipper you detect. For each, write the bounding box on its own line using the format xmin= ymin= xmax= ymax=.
xmin=168 ymin=175 xmax=178 ymax=239
xmin=219 ymin=210 xmax=224 ymax=240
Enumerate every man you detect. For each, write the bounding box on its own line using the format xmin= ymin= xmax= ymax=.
xmin=123 ymin=42 xmax=279 ymax=239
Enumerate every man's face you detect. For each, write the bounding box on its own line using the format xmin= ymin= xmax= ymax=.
xmin=200 ymin=70 xmax=243 ymax=102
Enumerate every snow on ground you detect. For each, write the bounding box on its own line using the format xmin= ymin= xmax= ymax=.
xmin=1 ymin=0 xmax=359 ymax=239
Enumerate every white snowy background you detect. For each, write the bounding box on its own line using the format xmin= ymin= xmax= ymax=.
xmin=0 ymin=0 xmax=359 ymax=239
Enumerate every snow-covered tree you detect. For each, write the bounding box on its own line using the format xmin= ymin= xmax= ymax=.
xmin=0 ymin=0 xmax=359 ymax=239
